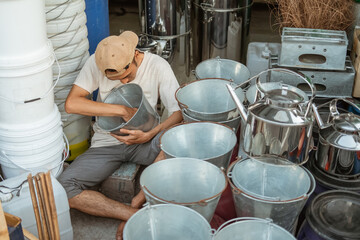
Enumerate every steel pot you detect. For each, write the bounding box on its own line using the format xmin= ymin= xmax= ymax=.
xmin=312 ymin=98 xmax=360 ymax=178
xmin=227 ymin=68 xmax=315 ymax=165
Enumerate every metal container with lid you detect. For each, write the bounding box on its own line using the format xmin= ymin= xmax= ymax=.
xmin=227 ymin=68 xmax=315 ymax=164
xmin=312 ymin=98 xmax=360 ymax=178
xmin=297 ymin=190 xmax=360 ymax=240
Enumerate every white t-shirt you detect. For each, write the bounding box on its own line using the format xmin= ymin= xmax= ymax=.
xmin=74 ymin=52 xmax=180 ymax=148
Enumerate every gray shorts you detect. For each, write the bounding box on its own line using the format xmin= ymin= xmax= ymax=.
xmin=58 ymin=133 xmax=162 ymax=199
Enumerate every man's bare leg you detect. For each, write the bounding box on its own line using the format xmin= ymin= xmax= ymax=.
xmin=69 ymin=190 xmax=138 ymax=220
xmin=131 ymin=151 xmax=166 ymax=208
xmin=117 ymin=151 xmax=167 ymax=239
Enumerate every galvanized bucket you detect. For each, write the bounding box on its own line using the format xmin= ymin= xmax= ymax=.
xmin=97 ymin=83 xmax=160 ymax=135
xmin=227 ymin=157 xmax=316 ymax=232
xmin=195 ymin=57 xmax=250 ymax=85
xmin=175 ymin=78 xmax=245 ymax=121
xmin=213 ymin=217 xmax=296 ymax=240
xmin=181 ymin=109 xmax=242 ymax=133
xmin=140 ymin=158 xmax=227 ymax=222
xmin=160 ymin=122 xmax=237 ymax=170
xmin=123 ymin=204 xmax=212 ymax=240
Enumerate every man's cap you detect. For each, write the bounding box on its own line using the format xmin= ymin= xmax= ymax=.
xmin=95 ymin=31 xmax=139 ymax=76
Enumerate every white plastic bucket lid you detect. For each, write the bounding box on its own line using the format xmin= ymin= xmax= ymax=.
xmin=48 ymin=25 xmax=88 ymax=48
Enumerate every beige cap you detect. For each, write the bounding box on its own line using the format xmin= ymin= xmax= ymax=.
xmin=95 ymin=31 xmax=139 ymax=76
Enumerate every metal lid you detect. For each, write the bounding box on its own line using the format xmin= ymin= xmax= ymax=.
xmin=319 ymin=114 xmax=360 ymax=151
xmin=306 ymin=190 xmax=360 ymax=239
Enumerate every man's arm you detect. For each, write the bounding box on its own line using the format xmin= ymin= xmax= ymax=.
xmin=65 ymin=84 xmax=137 ymax=121
xmin=111 ymin=110 xmax=183 ymax=145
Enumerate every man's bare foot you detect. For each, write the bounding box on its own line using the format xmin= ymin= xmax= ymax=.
xmin=131 ymin=190 xmax=145 ymax=209
xmin=116 ymin=221 xmax=126 ymax=240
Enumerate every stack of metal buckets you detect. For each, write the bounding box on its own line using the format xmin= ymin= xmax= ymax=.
xmin=45 ymin=0 xmax=91 ymax=161
xmin=0 ymin=0 xmax=67 ymax=179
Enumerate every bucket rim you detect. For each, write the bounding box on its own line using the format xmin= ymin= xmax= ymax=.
xmin=0 ymin=40 xmax=55 ymax=76
xmin=227 ymin=157 xmax=316 ymax=203
xmin=140 ymin=157 xmax=228 ymax=205
xmin=194 ymin=57 xmax=250 ymax=82
xmin=213 ymin=217 xmax=296 ymax=239
xmin=159 ymin=121 xmax=237 ymax=161
xmin=124 ymin=204 xmax=212 ymax=238
xmin=98 ymin=83 xmax=160 ymax=133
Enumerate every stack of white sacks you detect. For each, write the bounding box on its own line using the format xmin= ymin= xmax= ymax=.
xmin=45 ymin=0 xmax=91 ymax=161
xmin=0 ymin=0 xmax=67 ymax=179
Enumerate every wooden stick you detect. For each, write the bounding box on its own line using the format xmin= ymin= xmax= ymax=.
xmin=39 ymin=173 xmax=55 ymax=240
xmin=0 ymin=201 xmax=9 ymax=240
xmin=45 ymin=171 xmax=60 ymax=240
xmin=27 ymin=174 xmax=44 ymax=240
xmin=34 ymin=174 xmax=49 ymax=240
xmin=23 ymin=228 xmax=39 ymax=240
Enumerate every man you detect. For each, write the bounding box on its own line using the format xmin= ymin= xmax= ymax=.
xmin=58 ymin=31 xmax=183 ymax=239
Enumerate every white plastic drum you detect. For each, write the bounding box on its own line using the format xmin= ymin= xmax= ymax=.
xmin=49 ymin=25 xmax=88 ymax=48
xmin=53 ymin=51 xmax=89 ymax=75
xmin=45 ymin=0 xmax=86 ymax=20
xmin=46 ymin=12 xmax=87 ymax=34
xmin=0 ymin=0 xmax=48 ymax=62
xmin=54 ymin=38 xmax=89 ymax=60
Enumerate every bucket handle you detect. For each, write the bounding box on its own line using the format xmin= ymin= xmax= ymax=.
xmin=0 ymin=133 xmax=69 ymax=177
xmin=0 ymin=46 xmax=61 ymax=104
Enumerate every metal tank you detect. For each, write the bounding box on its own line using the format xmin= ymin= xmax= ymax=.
xmin=138 ymin=0 xmax=191 ymax=74
xmin=191 ymin=0 xmax=252 ymax=67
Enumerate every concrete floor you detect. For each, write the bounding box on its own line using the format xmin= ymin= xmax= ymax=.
xmin=70 ymin=1 xmax=279 ymax=239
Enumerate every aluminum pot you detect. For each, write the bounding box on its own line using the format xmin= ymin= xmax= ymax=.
xmin=312 ymin=98 xmax=360 ymax=178
xmin=227 ymin=68 xmax=315 ymax=165
xmin=97 ymin=84 xmax=160 ymax=136
xmin=297 ymin=190 xmax=360 ymax=240
xmin=175 ymin=78 xmax=245 ymax=121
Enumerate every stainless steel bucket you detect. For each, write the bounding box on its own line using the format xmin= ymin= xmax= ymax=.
xmin=175 ymin=78 xmax=245 ymax=121
xmin=97 ymin=84 xmax=160 ymax=135
xmin=140 ymin=158 xmax=227 ymax=222
xmin=181 ymin=109 xmax=242 ymax=133
xmin=160 ymin=122 xmax=237 ymax=170
xmin=195 ymin=57 xmax=250 ymax=85
xmin=227 ymin=157 xmax=316 ymax=232
xmin=123 ymin=204 xmax=212 ymax=240
xmin=213 ymin=217 xmax=296 ymax=240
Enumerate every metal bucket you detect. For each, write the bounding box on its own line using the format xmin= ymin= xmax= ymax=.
xmin=123 ymin=204 xmax=212 ymax=240
xmin=181 ymin=109 xmax=241 ymax=133
xmin=227 ymin=157 xmax=316 ymax=232
xmin=160 ymin=122 xmax=237 ymax=170
xmin=195 ymin=57 xmax=250 ymax=85
xmin=175 ymin=78 xmax=245 ymax=121
xmin=97 ymin=83 xmax=160 ymax=135
xmin=213 ymin=217 xmax=296 ymax=240
xmin=140 ymin=158 xmax=227 ymax=222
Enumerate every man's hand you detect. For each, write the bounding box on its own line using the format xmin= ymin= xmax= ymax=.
xmin=110 ymin=129 xmax=153 ymax=145
xmin=121 ymin=106 xmax=138 ymax=122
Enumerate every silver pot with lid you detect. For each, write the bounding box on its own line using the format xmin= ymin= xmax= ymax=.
xmin=312 ymin=98 xmax=360 ymax=178
xmin=297 ymin=190 xmax=360 ymax=240
xmin=227 ymin=68 xmax=315 ymax=165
